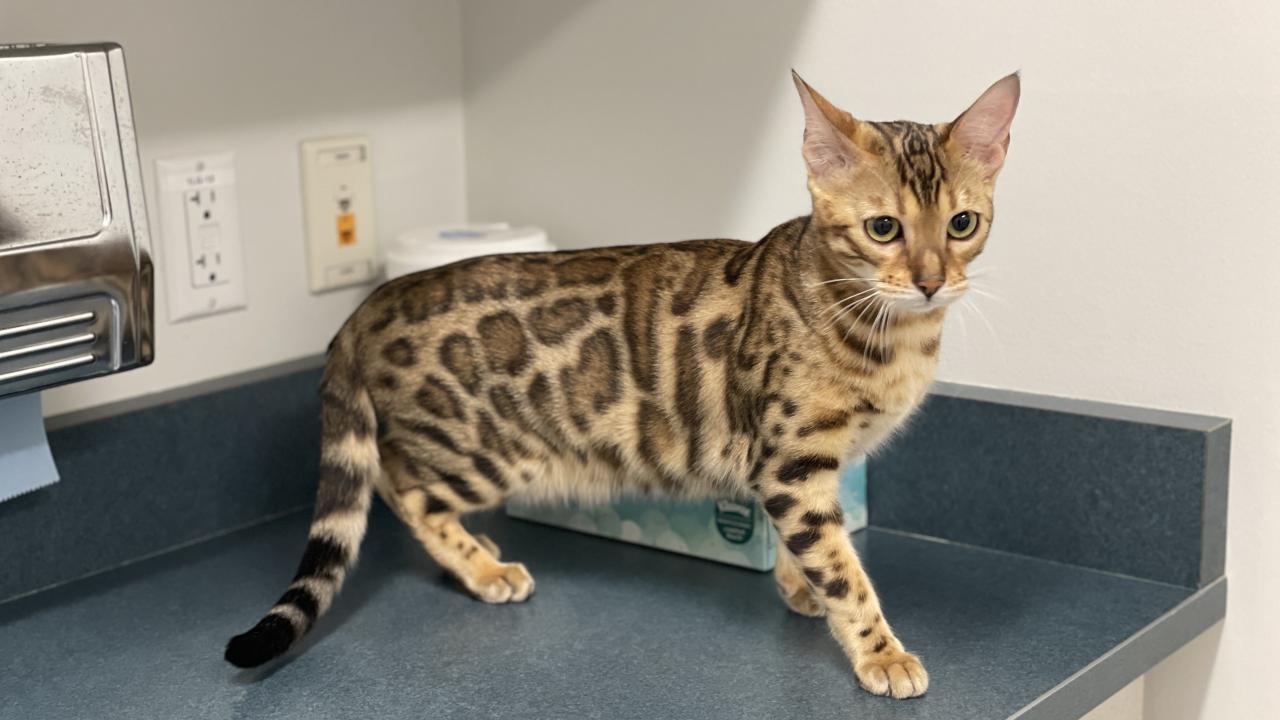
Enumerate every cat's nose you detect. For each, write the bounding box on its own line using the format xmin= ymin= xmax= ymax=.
xmin=915 ymin=277 xmax=944 ymax=299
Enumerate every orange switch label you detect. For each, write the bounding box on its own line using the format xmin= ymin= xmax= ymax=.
xmin=337 ymin=213 xmax=357 ymax=246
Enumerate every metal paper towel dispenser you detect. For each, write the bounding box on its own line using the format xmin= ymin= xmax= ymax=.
xmin=0 ymin=42 xmax=154 ymax=399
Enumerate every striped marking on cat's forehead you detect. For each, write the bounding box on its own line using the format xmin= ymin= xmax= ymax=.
xmin=868 ymin=121 xmax=948 ymax=206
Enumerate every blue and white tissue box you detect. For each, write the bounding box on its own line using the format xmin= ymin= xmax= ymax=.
xmin=507 ymin=457 xmax=867 ymax=571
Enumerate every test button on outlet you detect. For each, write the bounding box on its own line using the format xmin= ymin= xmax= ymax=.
xmin=325 ymin=260 xmax=373 ymax=286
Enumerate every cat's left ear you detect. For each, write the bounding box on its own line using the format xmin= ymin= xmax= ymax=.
xmin=947 ymin=73 xmax=1021 ymax=179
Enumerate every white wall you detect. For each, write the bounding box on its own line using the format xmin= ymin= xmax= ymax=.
xmin=462 ymin=1 xmax=1280 ymax=718
xmin=4 ymin=1 xmax=1272 ymax=715
xmin=2 ymin=0 xmax=468 ymax=417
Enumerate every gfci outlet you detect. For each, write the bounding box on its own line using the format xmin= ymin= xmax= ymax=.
xmin=155 ymin=153 xmax=247 ymax=321
xmin=300 ymin=136 xmax=377 ymax=293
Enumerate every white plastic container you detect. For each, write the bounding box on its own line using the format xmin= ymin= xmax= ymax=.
xmin=384 ymin=223 xmax=554 ymax=280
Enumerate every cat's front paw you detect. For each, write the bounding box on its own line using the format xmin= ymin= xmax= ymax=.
xmin=855 ymin=649 xmax=928 ymax=699
xmin=468 ymin=561 xmax=536 ymax=604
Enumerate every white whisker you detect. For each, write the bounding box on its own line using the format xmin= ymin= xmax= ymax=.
xmin=806 ymin=277 xmax=873 ymax=288
xmin=825 ymin=294 xmax=878 ymax=331
xmin=862 ymin=302 xmax=888 ymax=370
xmin=843 ymin=296 xmax=882 ymax=344
xmin=856 ymin=305 xmax=877 ymax=369
xmin=820 ymin=286 xmax=878 ymax=313
xmin=966 ymin=286 xmax=1004 ymax=303
xmin=952 ymin=305 xmax=969 ymax=360
xmin=962 ymin=296 xmax=1007 ymax=371
xmin=877 ymin=304 xmax=894 ymax=360
xmin=819 ymin=292 xmax=880 ymax=327
xmin=820 ymin=288 xmax=879 ymax=323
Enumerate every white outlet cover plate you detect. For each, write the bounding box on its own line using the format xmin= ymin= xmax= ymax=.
xmin=299 ymin=136 xmax=377 ymax=293
xmin=155 ymin=153 xmax=247 ymax=322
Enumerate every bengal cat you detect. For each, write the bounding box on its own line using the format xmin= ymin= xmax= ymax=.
xmin=226 ymin=71 xmax=1020 ymax=700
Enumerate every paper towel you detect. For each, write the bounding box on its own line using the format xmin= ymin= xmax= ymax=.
xmin=0 ymin=392 xmax=59 ymax=502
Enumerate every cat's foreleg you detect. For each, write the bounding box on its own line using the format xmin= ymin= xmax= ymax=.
xmin=758 ymin=460 xmax=927 ymax=699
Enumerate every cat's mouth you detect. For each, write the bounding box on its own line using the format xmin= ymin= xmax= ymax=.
xmin=879 ymin=286 xmax=964 ymax=314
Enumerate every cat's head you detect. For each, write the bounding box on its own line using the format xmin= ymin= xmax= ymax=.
xmin=794 ymin=72 xmax=1019 ymax=314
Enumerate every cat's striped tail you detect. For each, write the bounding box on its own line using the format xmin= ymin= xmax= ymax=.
xmin=224 ymin=330 xmax=378 ymax=668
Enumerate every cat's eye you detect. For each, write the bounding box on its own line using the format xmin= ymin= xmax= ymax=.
xmin=947 ymin=211 xmax=979 ymax=239
xmin=865 ymin=216 xmax=901 ymax=243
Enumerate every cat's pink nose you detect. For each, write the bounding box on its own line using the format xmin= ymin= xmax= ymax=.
xmin=915 ymin=277 xmax=943 ymax=299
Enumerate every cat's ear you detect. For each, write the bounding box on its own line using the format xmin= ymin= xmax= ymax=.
xmin=947 ymin=73 xmax=1020 ymax=178
xmin=792 ymin=71 xmax=861 ymax=179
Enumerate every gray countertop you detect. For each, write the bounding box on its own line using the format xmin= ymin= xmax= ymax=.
xmin=0 ymin=507 xmax=1223 ymax=720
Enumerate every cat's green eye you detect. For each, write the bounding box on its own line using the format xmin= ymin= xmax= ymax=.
xmin=865 ymin=216 xmax=901 ymax=243
xmin=947 ymin=211 xmax=979 ymax=239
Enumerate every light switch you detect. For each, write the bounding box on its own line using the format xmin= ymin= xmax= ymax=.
xmin=299 ymin=136 xmax=377 ymax=293
xmin=156 ymin=153 xmax=247 ymax=321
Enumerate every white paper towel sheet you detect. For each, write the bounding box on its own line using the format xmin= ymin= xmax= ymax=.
xmin=0 ymin=392 xmax=60 ymax=502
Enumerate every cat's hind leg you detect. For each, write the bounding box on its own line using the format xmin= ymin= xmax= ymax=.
xmin=474 ymin=533 xmax=501 ymax=559
xmin=411 ymin=509 xmax=535 ymax=603
xmin=775 ymin=544 xmax=826 ymax=618
xmin=378 ymin=445 xmax=535 ymax=604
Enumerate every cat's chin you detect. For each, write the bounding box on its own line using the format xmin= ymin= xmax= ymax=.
xmin=893 ymin=298 xmax=956 ymax=315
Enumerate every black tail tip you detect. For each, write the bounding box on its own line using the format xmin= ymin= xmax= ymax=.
xmin=224 ymin=614 xmax=296 ymax=669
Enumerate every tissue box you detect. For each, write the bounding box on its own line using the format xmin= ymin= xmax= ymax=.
xmin=506 ymin=457 xmax=867 ymax=571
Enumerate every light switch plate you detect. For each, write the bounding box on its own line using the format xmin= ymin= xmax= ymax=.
xmin=299 ymin=136 xmax=377 ymax=293
xmin=155 ymin=153 xmax=247 ymax=321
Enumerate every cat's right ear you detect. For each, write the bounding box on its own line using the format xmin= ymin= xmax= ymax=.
xmin=792 ymin=71 xmax=861 ymax=179
xmin=947 ymin=73 xmax=1021 ymax=179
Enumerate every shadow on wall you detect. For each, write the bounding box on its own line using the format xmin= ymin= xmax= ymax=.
xmin=462 ymin=0 xmax=816 ymax=249
xmin=2 ymin=0 xmax=462 ymax=134
xmin=1144 ymin=621 xmax=1222 ymax=720
xmin=0 ymin=205 xmax=20 ymax=242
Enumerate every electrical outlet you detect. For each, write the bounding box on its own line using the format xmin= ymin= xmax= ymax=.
xmin=185 ymin=187 xmax=227 ymax=288
xmin=300 ymin=136 xmax=377 ymax=293
xmin=156 ymin=153 xmax=247 ymax=321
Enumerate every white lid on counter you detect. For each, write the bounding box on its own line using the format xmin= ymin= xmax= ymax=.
xmin=384 ymin=223 xmax=554 ymax=280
